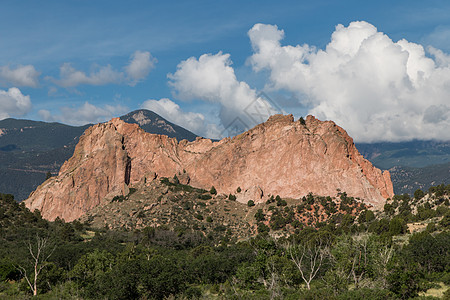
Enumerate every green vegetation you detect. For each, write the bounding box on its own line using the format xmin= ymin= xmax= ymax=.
xmin=0 ymin=184 xmax=449 ymax=299
xmin=210 ymin=186 xmax=217 ymax=195
xmin=299 ymin=116 xmax=306 ymax=125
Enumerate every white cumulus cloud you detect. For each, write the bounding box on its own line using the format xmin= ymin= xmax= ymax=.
xmin=0 ymin=87 xmax=32 ymax=119
xmin=0 ymin=65 xmax=40 ymax=87
xmin=168 ymin=52 xmax=281 ymax=135
xmin=39 ymin=102 xmax=128 ymax=125
xmin=50 ymin=51 xmax=155 ymax=88
xmin=125 ymin=51 xmax=156 ymax=86
xmin=141 ymin=98 xmax=221 ymax=139
xmin=248 ymin=21 xmax=450 ymax=142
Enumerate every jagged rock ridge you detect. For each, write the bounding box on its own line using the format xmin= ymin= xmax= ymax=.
xmin=25 ymin=114 xmax=394 ymax=221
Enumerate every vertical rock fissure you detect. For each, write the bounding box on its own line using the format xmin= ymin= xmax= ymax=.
xmin=125 ymin=156 xmax=131 ymax=185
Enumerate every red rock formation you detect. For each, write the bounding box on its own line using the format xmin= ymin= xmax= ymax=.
xmin=25 ymin=114 xmax=394 ymax=221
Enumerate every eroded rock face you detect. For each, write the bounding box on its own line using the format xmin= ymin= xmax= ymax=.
xmin=25 ymin=114 xmax=394 ymax=221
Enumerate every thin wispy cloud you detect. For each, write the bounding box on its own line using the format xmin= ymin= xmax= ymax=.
xmin=39 ymin=102 xmax=129 ymax=125
xmin=48 ymin=51 xmax=155 ymax=88
xmin=0 ymin=65 xmax=40 ymax=87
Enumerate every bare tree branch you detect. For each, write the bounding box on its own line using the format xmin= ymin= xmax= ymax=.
xmin=287 ymin=236 xmax=330 ymax=290
xmin=15 ymin=234 xmax=55 ymax=296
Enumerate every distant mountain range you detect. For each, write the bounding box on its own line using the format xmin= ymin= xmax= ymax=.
xmin=356 ymin=141 xmax=450 ymax=194
xmin=0 ymin=110 xmax=198 ymax=200
xmin=0 ymin=119 xmax=90 ymax=200
xmin=356 ymin=141 xmax=450 ymax=169
xmin=1 ymin=110 xmax=449 ymax=200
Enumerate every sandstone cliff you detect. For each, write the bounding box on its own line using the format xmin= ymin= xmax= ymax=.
xmin=25 ymin=114 xmax=394 ymax=221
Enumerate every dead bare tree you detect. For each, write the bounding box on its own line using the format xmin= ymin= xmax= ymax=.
xmin=287 ymin=236 xmax=331 ymax=290
xmin=266 ymin=259 xmax=281 ymax=300
xmin=374 ymin=244 xmax=394 ymax=288
xmin=349 ymin=234 xmax=369 ymax=289
xmin=16 ymin=234 xmax=55 ymax=296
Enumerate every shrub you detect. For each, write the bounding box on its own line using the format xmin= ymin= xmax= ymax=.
xmin=112 ymin=195 xmax=125 ymax=202
xmin=389 ymin=217 xmax=407 ymax=235
xmin=384 ymin=203 xmax=395 ymax=216
xmin=214 ymin=225 xmax=226 ymax=232
xmin=257 ymin=223 xmax=270 ymax=233
xmin=299 ymin=117 xmax=306 ymax=125
xmin=254 ymin=209 xmax=265 ymax=222
xmin=276 ymin=196 xmax=287 ymax=206
xmin=198 ymin=194 xmax=212 ymax=200
xmin=228 ymin=194 xmax=236 ymax=201
xmin=210 ymin=186 xmax=217 ymax=195
xmin=414 ymin=189 xmax=425 ymax=200
xmin=247 ymin=200 xmax=255 ymax=207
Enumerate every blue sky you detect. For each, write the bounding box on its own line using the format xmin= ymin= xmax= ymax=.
xmin=1 ymin=0 xmax=450 ymax=142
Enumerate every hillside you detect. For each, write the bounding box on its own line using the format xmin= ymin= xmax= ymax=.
xmin=0 ymin=110 xmax=198 ymax=201
xmin=356 ymin=141 xmax=450 ymax=195
xmin=80 ymin=175 xmax=369 ymax=238
xmin=356 ymin=140 xmax=450 ymax=169
xmin=0 ymin=119 xmax=90 ymax=200
xmin=25 ymin=114 xmax=393 ymax=222
xmin=1 ymin=186 xmax=450 ymax=299
xmin=389 ymin=162 xmax=450 ymax=195
xmin=3 ymin=111 xmax=449 ymax=201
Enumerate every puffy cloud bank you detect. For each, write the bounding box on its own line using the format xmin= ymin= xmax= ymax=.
xmin=168 ymin=52 xmax=281 ymax=136
xmin=141 ymin=98 xmax=221 ymax=138
xmin=50 ymin=51 xmax=155 ymax=87
xmin=248 ymin=21 xmax=450 ymax=142
xmin=0 ymin=87 xmax=32 ymax=119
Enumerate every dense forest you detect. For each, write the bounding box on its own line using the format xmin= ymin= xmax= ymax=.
xmin=0 ymin=186 xmax=449 ymax=299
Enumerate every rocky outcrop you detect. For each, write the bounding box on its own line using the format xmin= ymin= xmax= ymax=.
xmin=25 ymin=114 xmax=394 ymax=221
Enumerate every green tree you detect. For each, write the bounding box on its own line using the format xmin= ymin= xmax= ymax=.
xmin=384 ymin=203 xmax=395 ymax=216
xmin=45 ymin=171 xmax=52 ymax=180
xmin=255 ymin=209 xmax=265 ymax=222
xmin=387 ymin=268 xmax=422 ymax=299
xmin=389 ymin=217 xmax=407 ymax=235
xmin=172 ymin=174 xmax=179 ymax=185
xmin=228 ymin=193 xmax=236 ymax=201
xmin=299 ymin=117 xmax=306 ymax=125
xmin=358 ymin=210 xmax=375 ymax=224
xmin=210 ymin=186 xmax=217 ymax=195
xmin=257 ymin=223 xmax=270 ymax=234
xmin=403 ymin=231 xmax=450 ymax=274
xmin=70 ymin=249 xmax=115 ymax=284
xmin=414 ymin=189 xmax=425 ymax=200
